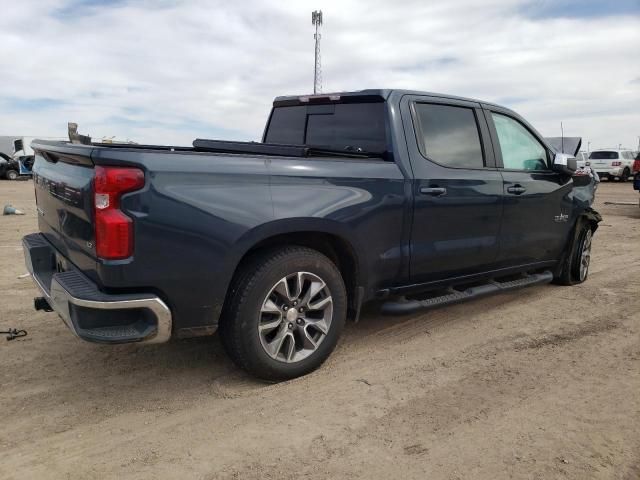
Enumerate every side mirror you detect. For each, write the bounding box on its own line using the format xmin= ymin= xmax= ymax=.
xmin=552 ymin=152 xmax=577 ymax=175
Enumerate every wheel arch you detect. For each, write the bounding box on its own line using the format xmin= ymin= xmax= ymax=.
xmin=225 ymin=219 xmax=365 ymax=319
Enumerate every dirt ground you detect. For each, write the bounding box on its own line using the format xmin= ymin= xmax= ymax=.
xmin=1 ymin=179 xmax=639 ymax=480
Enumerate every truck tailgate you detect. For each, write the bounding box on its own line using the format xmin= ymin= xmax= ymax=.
xmin=31 ymin=141 xmax=97 ymax=276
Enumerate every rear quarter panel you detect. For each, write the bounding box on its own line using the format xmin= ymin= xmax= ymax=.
xmin=92 ymin=148 xmax=273 ymax=334
xmin=266 ymin=157 xmax=407 ymax=295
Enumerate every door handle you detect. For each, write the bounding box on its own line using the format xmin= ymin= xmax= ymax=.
xmin=507 ymin=185 xmax=526 ymax=195
xmin=420 ymin=187 xmax=447 ymax=196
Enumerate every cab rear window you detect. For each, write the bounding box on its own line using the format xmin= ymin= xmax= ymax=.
xmin=265 ymin=103 xmax=387 ymax=154
xmin=589 ymin=151 xmax=618 ymax=159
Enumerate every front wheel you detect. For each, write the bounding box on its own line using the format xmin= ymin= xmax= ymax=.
xmin=554 ymin=221 xmax=593 ymax=285
xmin=621 ymin=168 xmax=631 ymax=182
xmin=220 ymin=247 xmax=347 ymax=381
xmin=5 ymin=169 xmax=18 ymax=180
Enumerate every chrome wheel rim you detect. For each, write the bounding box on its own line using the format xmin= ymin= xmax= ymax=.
xmin=579 ymin=229 xmax=592 ymax=281
xmin=258 ymin=272 xmax=333 ymax=363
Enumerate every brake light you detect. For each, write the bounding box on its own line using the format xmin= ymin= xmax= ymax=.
xmin=94 ymin=166 xmax=145 ymax=259
xmin=633 ymin=159 xmax=640 ymax=173
xmin=611 ymin=161 xmax=622 ymax=166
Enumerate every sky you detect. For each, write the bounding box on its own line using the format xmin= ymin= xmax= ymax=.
xmin=1 ymin=0 xmax=639 ymax=150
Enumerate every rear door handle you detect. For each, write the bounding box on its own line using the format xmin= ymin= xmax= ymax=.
xmin=507 ymin=185 xmax=526 ymax=195
xmin=420 ymin=187 xmax=447 ymax=196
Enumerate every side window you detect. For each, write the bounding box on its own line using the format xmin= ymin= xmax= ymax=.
xmin=491 ymin=113 xmax=549 ymax=171
xmin=414 ymin=103 xmax=485 ymax=169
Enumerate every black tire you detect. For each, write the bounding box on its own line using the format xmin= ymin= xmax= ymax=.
xmin=621 ymin=168 xmax=630 ymax=182
xmin=5 ymin=169 xmax=18 ymax=180
xmin=219 ymin=246 xmax=347 ymax=381
xmin=554 ymin=220 xmax=593 ymax=286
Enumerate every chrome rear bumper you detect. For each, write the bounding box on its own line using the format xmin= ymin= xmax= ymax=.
xmin=23 ymin=233 xmax=172 ymax=344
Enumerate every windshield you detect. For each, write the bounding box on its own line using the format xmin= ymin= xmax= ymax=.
xmin=264 ymin=102 xmax=387 ymax=153
xmin=589 ymin=151 xmax=618 ymax=160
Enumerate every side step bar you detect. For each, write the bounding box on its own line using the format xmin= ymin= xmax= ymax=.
xmin=381 ymin=271 xmax=553 ymax=316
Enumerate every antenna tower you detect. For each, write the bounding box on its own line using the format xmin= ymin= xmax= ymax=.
xmin=312 ymin=10 xmax=323 ymax=94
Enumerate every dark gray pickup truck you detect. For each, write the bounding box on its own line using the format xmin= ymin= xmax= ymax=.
xmin=24 ymin=89 xmax=600 ymax=380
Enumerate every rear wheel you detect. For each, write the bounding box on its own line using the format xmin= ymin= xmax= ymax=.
xmin=554 ymin=221 xmax=593 ymax=285
xmin=219 ymin=247 xmax=347 ymax=381
xmin=5 ymin=169 xmax=18 ymax=180
xmin=621 ymin=167 xmax=630 ymax=182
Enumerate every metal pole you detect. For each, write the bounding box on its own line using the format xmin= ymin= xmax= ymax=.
xmin=312 ymin=10 xmax=323 ymax=94
xmin=313 ymin=20 xmax=318 ymax=94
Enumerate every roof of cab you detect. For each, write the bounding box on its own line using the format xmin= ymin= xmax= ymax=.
xmin=273 ymin=89 xmax=507 ymax=110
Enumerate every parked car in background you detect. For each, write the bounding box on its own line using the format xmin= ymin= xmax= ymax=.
xmin=0 ymin=152 xmax=21 ymax=180
xmin=634 ymin=154 xmax=640 ymax=206
xmin=574 ymin=151 xmax=589 ymax=168
xmin=633 ymin=153 xmax=640 ymax=175
xmin=0 ymin=152 xmax=35 ymax=180
xmin=587 ymin=149 xmax=636 ymax=181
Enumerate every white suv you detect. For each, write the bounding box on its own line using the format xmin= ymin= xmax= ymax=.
xmin=574 ymin=151 xmax=589 ymax=168
xmin=587 ymin=149 xmax=636 ymax=181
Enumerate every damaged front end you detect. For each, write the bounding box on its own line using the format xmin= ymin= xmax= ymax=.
xmin=571 ymin=167 xmax=602 ymax=234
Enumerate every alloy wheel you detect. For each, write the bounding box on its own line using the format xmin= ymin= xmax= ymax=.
xmin=579 ymin=229 xmax=592 ymax=281
xmin=258 ymin=272 xmax=333 ymax=363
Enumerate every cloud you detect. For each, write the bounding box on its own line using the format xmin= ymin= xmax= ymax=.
xmin=0 ymin=0 xmax=638 ymax=150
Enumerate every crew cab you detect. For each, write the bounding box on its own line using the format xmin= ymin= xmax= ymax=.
xmin=23 ymin=89 xmax=601 ymax=380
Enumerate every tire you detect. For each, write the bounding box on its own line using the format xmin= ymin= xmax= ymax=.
xmin=621 ymin=168 xmax=630 ymax=182
xmin=219 ymin=246 xmax=347 ymax=381
xmin=5 ymin=169 xmax=18 ymax=180
xmin=554 ymin=220 xmax=593 ymax=286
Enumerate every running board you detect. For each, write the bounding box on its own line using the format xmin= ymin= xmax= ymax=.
xmin=381 ymin=271 xmax=553 ymax=316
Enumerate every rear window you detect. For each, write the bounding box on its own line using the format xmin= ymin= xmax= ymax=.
xmin=264 ymin=103 xmax=387 ymax=153
xmin=589 ymin=151 xmax=618 ymax=159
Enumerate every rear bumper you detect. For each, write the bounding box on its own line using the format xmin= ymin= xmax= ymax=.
xmin=23 ymin=233 xmax=172 ymax=344
xmin=594 ymin=168 xmax=624 ymax=177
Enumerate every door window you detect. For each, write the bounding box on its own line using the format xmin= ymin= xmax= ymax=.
xmin=491 ymin=113 xmax=548 ymax=170
xmin=414 ymin=103 xmax=485 ymax=169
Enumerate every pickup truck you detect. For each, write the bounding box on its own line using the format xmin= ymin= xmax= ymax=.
xmin=23 ymin=89 xmax=601 ymax=380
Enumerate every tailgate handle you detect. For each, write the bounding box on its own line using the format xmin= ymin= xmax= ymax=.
xmin=420 ymin=186 xmax=447 ymax=196
xmin=41 ymin=151 xmax=59 ymax=163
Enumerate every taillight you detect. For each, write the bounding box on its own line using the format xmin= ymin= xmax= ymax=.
xmin=94 ymin=166 xmax=145 ymax=260
xmin=633 ymin=159 xmax=640 ymax=173
xmin=611 ymin=161 xmax=622 ymax=166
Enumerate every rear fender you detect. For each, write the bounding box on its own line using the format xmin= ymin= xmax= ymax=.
xmin=230 ymin=218 xmax=365 ymax=278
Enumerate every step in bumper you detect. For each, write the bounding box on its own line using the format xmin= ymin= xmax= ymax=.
xmin=22 ymin=233 xmax=172 ymax=344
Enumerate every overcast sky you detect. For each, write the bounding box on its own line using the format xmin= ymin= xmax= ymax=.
xmin=1 ymin=0 xmax=639 ymax=150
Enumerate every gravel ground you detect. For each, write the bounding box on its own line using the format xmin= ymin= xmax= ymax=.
xmin=1 ymin=179 xmax=639 ymax=480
